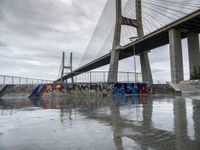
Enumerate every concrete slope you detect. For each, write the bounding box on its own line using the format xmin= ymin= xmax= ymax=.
xmin=0 ymin=85 xmax=8 ymax=97
xmin=178 ymin=80 xmax=200 ymax=94
xmin=2 ymin=85 xmax=37 ymax=99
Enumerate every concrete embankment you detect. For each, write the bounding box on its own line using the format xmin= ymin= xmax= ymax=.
xmin=0 ymin=85 xmax=8 ymax=97
xmin=0 ymin=85 xmax=37 ymax=99
xmin=151 ymin=83 xmax=181 ymax=95
xmin=178 ymin=80 xmax=200 ymax=94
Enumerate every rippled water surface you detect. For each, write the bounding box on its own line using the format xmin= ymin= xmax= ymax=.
xmin=0 ymin=95 xmax=200 ymax=150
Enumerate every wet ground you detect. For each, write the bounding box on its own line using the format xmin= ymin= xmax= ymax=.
xmin=0 ymin=95 xmax=200 ymax=150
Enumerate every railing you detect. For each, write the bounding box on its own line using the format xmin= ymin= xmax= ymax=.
xmin=0 ymin=75 xmax=53 ymax=85
xmin=65 ymin=71 xmax=142 ymax=83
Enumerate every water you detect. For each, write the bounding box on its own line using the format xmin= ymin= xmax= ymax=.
xmin=0 ymin=95 xmax=200 ymax=150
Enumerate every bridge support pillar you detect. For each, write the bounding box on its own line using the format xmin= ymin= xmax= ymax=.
xmin=108 ymin=49 xmax=120 ymax=83
xmin=187 ymin=32 xmax=200 ymax=77
xmin=140 ymin=53 xmax=153 ymax=83
xmin=136 ymin=0 xmax=153 ymax=84
xmin=108 ymin=0 xmax=121 ymax=83
xmin=169 ymin=28 xmax=184 ymax=83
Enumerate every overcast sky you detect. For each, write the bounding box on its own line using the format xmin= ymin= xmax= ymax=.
xmin=0 ymin=0 xmax=107 ymax=80
xmin=0 ymin=0 xmax=199 ymax=83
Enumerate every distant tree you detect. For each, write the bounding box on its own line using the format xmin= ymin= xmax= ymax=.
xmin=190 ymin=65 xmax=200 ymax=80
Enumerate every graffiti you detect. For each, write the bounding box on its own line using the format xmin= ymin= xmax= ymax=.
xmin=31 ymin=84 xmax=65 ymax=97
xmin=66 ymin=83 xmax=113 ymax=97
xmin=0 ymin=82 xmax=150 ymax=98
xmin=113 ymin=83 xmax=150 ymax=95
xmin=66 ymin=83 xmax=150 ymax=96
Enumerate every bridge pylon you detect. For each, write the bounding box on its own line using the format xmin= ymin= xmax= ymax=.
xmin=108 ymin=0 xmax=153 ymax=83
xmin=60 ymin=52 xmax=74 ymax=83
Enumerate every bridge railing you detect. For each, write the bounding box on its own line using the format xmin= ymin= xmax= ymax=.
xmin=66 ymin=71 xmax=142 ymax=83
xmin=0 ymin=75 xmax=53 ymax=85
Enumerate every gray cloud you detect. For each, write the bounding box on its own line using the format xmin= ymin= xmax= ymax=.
xmin=0 ymin=0 xmax=107 ymax=80
xmin=0 ymin=40 xmax=7 ymax=47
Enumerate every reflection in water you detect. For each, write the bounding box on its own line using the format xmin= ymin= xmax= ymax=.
xmin=173 ymin=98 xmax=189 ymax=150
xmin=111 ymin=99 xmax=123 ymax=150
xmin=0 ymin=95 xmax=200 ymax=150
xmin=193 ymin=99 xmax=200 ymax=142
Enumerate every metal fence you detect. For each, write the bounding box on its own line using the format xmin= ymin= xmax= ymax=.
xmin=66 ymin=71 xmax=142 ymax=83
xmin=0 ymin=71 xmax=142 ymax=85
xmin=0 ymin=75 xmax=53 ymax=85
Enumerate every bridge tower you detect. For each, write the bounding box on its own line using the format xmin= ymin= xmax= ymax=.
xmin=60 ymin=52 xmax=74 ymax=83
xmin=108 ymin=0 xmax=153 ymax=83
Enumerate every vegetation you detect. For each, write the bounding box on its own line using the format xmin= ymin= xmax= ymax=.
xmin=190 ymin=65 xmax=200 ymax=80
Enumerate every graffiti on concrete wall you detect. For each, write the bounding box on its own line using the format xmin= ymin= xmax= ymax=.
xmin=31 ymin=84 xmax=65 ymax=97
xmin=66 ymin=83 xmax=113 ymax=97
xmin=113 ymin=83 xmax=150 ymax=95
xmin=0 ymin=82 xmax=150 ymax=98
xmin=66 ymin=83 xmax=150 ymax=96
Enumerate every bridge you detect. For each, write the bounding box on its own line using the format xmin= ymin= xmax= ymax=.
xmin=57 ymin=0 xmax=200 ymax=84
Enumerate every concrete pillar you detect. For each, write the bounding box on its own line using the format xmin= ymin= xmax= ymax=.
xmin=136 ymin=0 xmax=153 ymax=84
xmin=140 ymin=53 xmax=153 ymax=83
xmin=136 ymin=0 xmax=144 ymax=38
xmin=108 ymin=48 xmax=120 ymax=83
xmin=187 ymin=32 xmax=200 ymax=76
xmin=61 ymin=52 xmax=65 ymax=83
xmin=108 ymin=0 xmax=122 ymax=83
xmin=169 ymin=28 xmax=184 ymax=83
xmin=70 ymin=52 xmax=74 ymax=84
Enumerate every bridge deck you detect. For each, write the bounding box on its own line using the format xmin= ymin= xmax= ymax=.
xmin=62 ymin=10 xmax=200 ymax=80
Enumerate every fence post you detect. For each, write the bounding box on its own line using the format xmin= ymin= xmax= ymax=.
xmin=3 ymin=76 xmax=5 ymax=85
xmin=89 ymin=72 xmax=92 ymax=95
xmin=74 ymin=74 xmax=76 ymax=83
xmin=103 ymin=72 xmax=105 ymax=83
xmin=12 ymin=76 xmax=14 ymax=84
xmin=127 ymin=72 xmax=129 ymax=83
xmin=19 ymin=78 xmax=21 ymax=84
xmin=90 ymin=72 xmax=92 ymax=84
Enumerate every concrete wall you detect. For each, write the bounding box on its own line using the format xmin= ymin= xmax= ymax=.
xmin=0 ymin=85 xmax=37 ymax=98
xmin=0 ymin=83 xmax=150 ymax=98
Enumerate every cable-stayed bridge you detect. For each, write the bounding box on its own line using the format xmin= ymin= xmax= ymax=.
xmin=57 ymin=0 xmax=200 ymax=84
